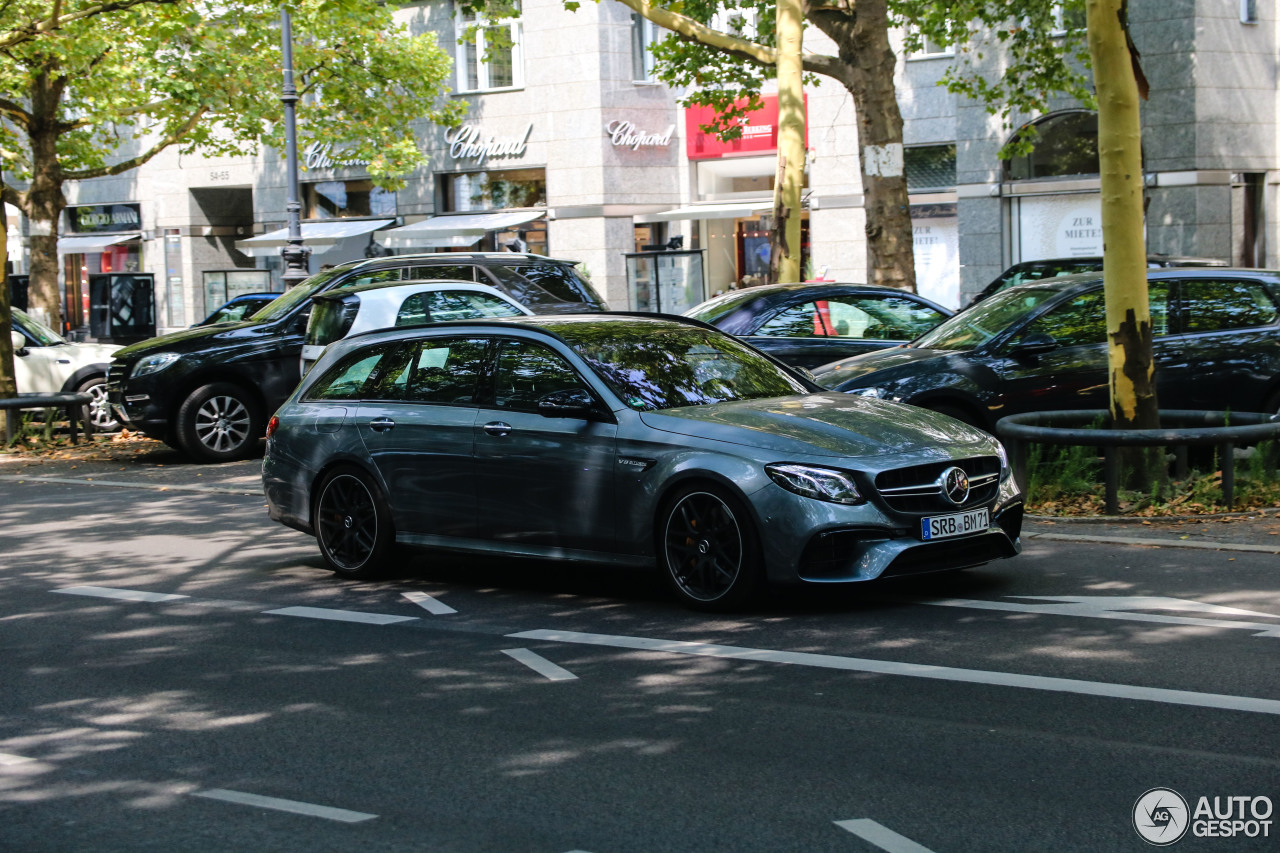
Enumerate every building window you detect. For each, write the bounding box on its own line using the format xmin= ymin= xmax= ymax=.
xmin=905 ymin=145 xmax=956 ymax=191
xmin=457 ymin=2 xmax=522 ymax=92
xmin=631 ymin=13 xmax=662 ymax=82
xmin=904 ymin=25 xmax=954 ymax=59
xmin=1051 ymin=3 xmax=1087 ymax=35
xmin=1003 ymin=110 xmax=1099 ymax=181
xmin=1241 ymin=0 xmax=1258 ymax=24
xmin=305 ymin=180 xmax=397 ymax=219
xmin=440 ymin=168 xmax=546 ymax=212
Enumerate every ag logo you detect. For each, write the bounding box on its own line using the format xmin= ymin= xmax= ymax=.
xmin=1134 ymin=788 xmax=1190 ymax=845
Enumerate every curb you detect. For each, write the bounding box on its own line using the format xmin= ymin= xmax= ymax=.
xmin=1023 ymin=530 xmax=1280 ymax=555
xmin=1028 ymin=508 xmax=1280 ymax=524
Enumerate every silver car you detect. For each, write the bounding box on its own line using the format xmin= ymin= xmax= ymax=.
xmin=263 ymin=315 xmax=1023 ymax=610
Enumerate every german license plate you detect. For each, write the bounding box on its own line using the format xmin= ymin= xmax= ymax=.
xmin=920 ymin=508 xmax=989 ymax=540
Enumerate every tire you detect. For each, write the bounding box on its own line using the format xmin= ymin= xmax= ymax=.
xmin=76 ymin=375 xmax=120 ymax=433
xmin=175 ymin=382 xmax=263 ymax=463
xmin=658 ymin=483 xmax=762 ymax=611
xmin=313 ymin=466 xmax=394 ymax=579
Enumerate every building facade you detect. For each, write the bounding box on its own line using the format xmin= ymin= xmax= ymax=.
xmin=16 ymin=0 xmax=1280 ymax=336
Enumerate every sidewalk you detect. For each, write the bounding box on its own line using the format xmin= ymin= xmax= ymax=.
xmin=5 ymin=433 xmax=1280 ymax=554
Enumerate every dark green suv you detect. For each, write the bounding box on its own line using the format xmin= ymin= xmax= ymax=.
xmin=106 ymin=253 xmax=605 ymax=462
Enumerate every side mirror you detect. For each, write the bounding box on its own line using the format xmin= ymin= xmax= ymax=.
xmin=1011 ymin=331 xmax=1058 ymax=357
xmin=537 ymin=388 xmax=597 ymax=419
xmin=11 ymin=330 xmax=28 ymax=355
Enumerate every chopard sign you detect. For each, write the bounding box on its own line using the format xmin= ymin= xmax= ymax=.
xmin=304 ymin=142 xmax=372 ymax=170
xmin=605 ymin=120 xmax=675 ymax=150
xmin=444 ymin=124 xmax=532 ymax=164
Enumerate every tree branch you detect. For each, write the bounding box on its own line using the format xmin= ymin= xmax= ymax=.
xmin=0 ymin=0 xmax=180 ymax=51
xmin=62 ymin=106 xmax=207 ymax=180
xmin=0 ymin=97 xmax=32 ymax=127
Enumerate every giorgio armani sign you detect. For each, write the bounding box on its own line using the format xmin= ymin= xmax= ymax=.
xmin=70 ymin=203 xmax=141 ymax=234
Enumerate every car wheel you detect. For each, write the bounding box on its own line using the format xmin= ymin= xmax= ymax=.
xmin=313 ymin=466 xmax=394 ymax=579
xmin=176 ymin=382 xmax=263 ymax=463
xmin=658 ymin=483 xmax=762 ymax=610
xmin=75 ymin=376 xmax=119 ymax=433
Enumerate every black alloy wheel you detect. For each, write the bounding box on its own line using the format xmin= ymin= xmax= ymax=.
xmin=76 ymin=376 xmax=119 ymax=432
xmin=176 ymin=382 xmax=263 ymax=463
xmin=313 ymin=467 xmax=394 ymax=579
xmin=660 ymin=484 xmax=761 ymax=610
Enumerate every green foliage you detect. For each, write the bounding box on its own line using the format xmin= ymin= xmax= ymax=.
xmin=0 ymin=0 xmax=464 ymax=188
xmin=1025 ymin=440 xmax=1102 ymax=503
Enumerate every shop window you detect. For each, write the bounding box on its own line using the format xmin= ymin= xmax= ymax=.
xmin=457 ymin=2 xmax=523 ymax=92
xmin=905 ymin=145 xmax=956 ymax=191
xmin=305 ymin=180 xmax=397 ymax=219
xmin=1003 ymin=110 xmax=1099 ymax=182
xmin=440 ymin=168 xmax=546 ymax=212
xmin=631 ymin=13 xmax=662 ymax=82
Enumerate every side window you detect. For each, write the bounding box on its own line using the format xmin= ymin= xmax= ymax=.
xmin=755 ymin=302 xmax=827 ymax=338
xmin=1025 ymin=289 xmax=1108 ymax=348
xmin=395 ymin=293 xmax=431 ymax=327
xmin=365 ymin=337 xmax=488 ymax=405
xmin=1180 ymin=279 xmax=1279 ymax=332
xmin=404 ymin=265 xmax=476 ymax=282
xmin=491 ymin=339 xmax=591 ymax=412
xmin=346 ymin=269 xmax=404 ymax=288
xmin=424 ymin=290 xmax=525 ymax=321
xmin=305 ymin=345 xmax=394 ymax=401
xmin=827 ymin=296 xmax=946 ymax=340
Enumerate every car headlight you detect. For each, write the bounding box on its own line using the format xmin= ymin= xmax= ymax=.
xmin=766 ymin=463 xmax=865 ymax=505
xmin=131 ymin=352 xmax=181 ymax=378
xmin=995 ymin=440 xmax=1012 ymax=482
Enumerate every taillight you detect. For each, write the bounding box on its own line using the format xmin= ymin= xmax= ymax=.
xmin=265 ymin=415 xmax=279 ymax=438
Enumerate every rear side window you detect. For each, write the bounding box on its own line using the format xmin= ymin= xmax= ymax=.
xmin=366 ymin=337 xmax=489 ymax=405
xmin=305 ymin=344 xmax=395 ymax=401
xmin=490 ymin=339 xmax=592 ymax=412
xmin=1180 ymin=279 xmax=1278 ymax=332
xmin=487 ymin=263 xmax=605 ymax=309
xmin=395 ymin=291 xmax=525 ymax=326
xmin=403 ymin=265 xmax=477 ymax=282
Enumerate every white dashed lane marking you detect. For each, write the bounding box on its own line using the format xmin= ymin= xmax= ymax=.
xmin=192 ymin=789 xmax=377 ymax=822
xmin=262 ymin=606 xmax=418 ymax=626
xmin=501 ymin=648 xmax=579 ymax=681
xmin=836 ymin=819 xmax=937 ymax=853
xmin=401 ymin=591 xmax=457 ymax=615
xmin=508 ymin=629 xmax=1280 ymax=716
xmin=0 ymin=753 xmax=36 ymax=766
xmin=54 ymin=586 xmax=189 ymax=603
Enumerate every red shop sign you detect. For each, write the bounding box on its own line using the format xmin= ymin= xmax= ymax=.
xmin=684 ymin=94 xmax=807 ymax=160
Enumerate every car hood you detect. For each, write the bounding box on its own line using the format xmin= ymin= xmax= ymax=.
xmin=811 ymin=346 xmax=950 ymax=387
xmin=637 ymin=394 xmax=994 ymax=460
xmin=111 ymin=320 xmax=265 ymax=360
xmin=58 ymin=341 xmax=121 ymax=362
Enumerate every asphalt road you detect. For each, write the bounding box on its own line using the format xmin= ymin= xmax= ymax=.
xmin=1 ymin=451 xmax=1278 ymax=852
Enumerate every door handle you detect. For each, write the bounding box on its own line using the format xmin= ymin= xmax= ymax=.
xmin=368 ymin=417 xmax=395 ymax=432
xmin=483 ymin=421 xmax=512 ymax=437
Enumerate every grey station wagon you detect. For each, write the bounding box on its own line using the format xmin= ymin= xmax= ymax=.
xmin=262 ymin=315 xmax=1023 ymax=609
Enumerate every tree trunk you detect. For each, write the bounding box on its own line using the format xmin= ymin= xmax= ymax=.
xmin=0 ymin=194 xmax=15 ymax=399
xmin=809 ymin=0 xmax=916 ymax=292
xmin=1087 ymin=0 xmax=1162 ymax=489
xmin=769 ymin=0 xmax=805 ymax=284
xmin=25 ymin=69 xmax=68 ymax=331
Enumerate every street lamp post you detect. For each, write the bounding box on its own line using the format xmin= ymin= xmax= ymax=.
xmin=279 ymin=7 xmax=310 ymax=288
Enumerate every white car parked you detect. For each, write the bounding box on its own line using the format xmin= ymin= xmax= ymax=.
xmin=301 ymin=280 xmax=534 ymax=376
xmin=10 ymin=307 xmax=121 ymax=430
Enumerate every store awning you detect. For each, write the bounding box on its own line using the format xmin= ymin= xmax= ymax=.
xmin=634 ymin=202 xmax=774 ymax=223
xmin=57 ymin=233 xmax=140 ymax=253
xmin=374 ymin=210 xmax=545 ymax=249
xmin=234 ymin=218 xmax=393 ymax=257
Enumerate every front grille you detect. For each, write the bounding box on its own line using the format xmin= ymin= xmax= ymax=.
xmin=106 ymin=363 xmax=127 ymax=390
xmin=881 ymin=533 xmax=1017 ymax=578
xmin=874 ymin=456 xmax=1000 ymax=514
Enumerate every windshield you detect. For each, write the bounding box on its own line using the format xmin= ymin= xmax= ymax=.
xmin=557 ymin=321 xmax=810 ymax=411
xmin=12 ymin=307 xmax=65 ymax=345
xmin=914 ymin=286 xmax=1063 ymax=351
xmin=684 ymin=288 xmax=768 ymax=325
xmin=249 ymin=267 xmax=349 ymax=322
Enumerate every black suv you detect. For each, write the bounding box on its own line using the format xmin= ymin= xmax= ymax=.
xmin=967 ymin=254 xmax=1228 ymax=306
xmin=107 ymin=252 xmax=606 ymax=462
